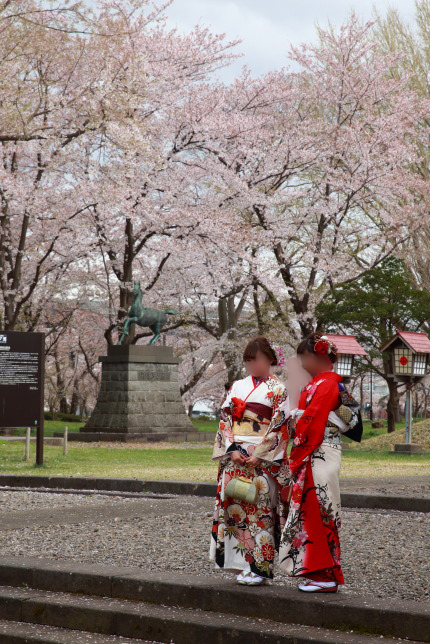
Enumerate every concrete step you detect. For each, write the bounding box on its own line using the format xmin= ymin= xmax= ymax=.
xmin=0 ymin=473 xmax=428 ymax=511
xmin=0 ymin=619 xmax=153 ymax=643
xmin=0 ymin=556 xmax=428 ymax=642
xmin=0 ymin=585 xmax=419 ymax=644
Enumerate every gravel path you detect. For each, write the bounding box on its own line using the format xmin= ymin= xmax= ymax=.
xmin=0 ymin=491 xmax=428 ymax=604
xmin=0 ymin=490 xmax=127 ymax=511
xmin=340 ymin=475 xmax=430 ymax=498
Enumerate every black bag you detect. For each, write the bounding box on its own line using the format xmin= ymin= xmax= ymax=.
xmin=343 ymin=409 xmax=363 ymax=443
xmin=338 ymin=386 xmax=363 ymax=443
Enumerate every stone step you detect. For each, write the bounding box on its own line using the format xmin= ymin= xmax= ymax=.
xmin=0 ymin=585 xmax=419 ymax=644
xmin=0 ymin=556 xmax=428 ymax=642
xmin=0 ymin=474 xmax=427 ymax=511
xmin=0 ymin=619 xmax=153 ymax=643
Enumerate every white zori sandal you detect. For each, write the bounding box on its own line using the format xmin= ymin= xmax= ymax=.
xmin=298 ymin=581 xmax=338 ymax=593
xmin=237 ymin=571 xmax=266 ymax=586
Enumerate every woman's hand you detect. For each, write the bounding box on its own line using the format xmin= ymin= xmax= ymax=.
xmin=245 ymin=455 xmax=262 ymax=468
xmin=230 ymin=450 xmax=246 ymax=465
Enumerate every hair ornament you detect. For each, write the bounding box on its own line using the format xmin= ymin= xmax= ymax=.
xmin=269 ymin=340 xmax=285 ymax=366
xmin=314 ymin=334 xmax=337 ymax=356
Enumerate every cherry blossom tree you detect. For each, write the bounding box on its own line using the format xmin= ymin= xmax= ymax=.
xmin=43 ymin=305 xmax=107 ymax=418
xmin=71 ymin=2 xmax=239 ymax=344
xmin=185 ymin=15 xmax=428 ymax=344
xmin=373 ymin=1 xmax=430 ymax=293
xmin=3 ymin=4 xmax=430 ymax=412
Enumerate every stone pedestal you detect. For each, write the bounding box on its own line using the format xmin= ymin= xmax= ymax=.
xmin=393 ymin=443 xmax=423 ymax=454
xmin=70 ymin=345 xmax=196 ymax=442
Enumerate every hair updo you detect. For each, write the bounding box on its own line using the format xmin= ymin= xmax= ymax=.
xmin=243 ymin=336 xmax=278 ymax=366
xmin=297 ymin=332 xmax=338 ymax=364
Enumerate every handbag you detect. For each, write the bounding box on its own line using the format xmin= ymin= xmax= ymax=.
xmin=225 ymin=476 xmax=258 ymax=503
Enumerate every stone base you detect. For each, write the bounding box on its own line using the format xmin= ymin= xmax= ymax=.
xmin=393 ymin=443 xmax=423 ymax=454
xmin=80 ymin=345 xmax=195 ymax=441
xmin=56 ymin=431 xmax=216 ymax=443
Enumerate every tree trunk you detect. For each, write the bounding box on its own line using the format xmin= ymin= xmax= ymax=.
xmin=386 ymin=378 xmax=399 ymax=433
xmin=413 ymin=390 xmax=421 ymax=418
xmin=70 ymin=378 xmax=80 ymax=415
xmin=49 ymin=403 xmax=56 ymax=422
xmin=252 ymin=279 xmax=265 ymax=335
xmin=54 ymin=350 xmax=68 ymax=414
xmin=359 ymin=374 xmax=364 ymax=413
xmin=218 ymin=295 xmax=242 ymax=383
xmin=119 ymin=218 xmax=135 ymax=345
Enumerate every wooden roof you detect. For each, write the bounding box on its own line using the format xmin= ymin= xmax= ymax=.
xmin=380 ymin=330 xmax=430 ymax=354
xmin=325 ymin=334 xmax=368 ymax=356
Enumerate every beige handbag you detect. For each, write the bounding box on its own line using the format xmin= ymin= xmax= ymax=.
xmin=225 ymin=476 xmax=258 ymax=504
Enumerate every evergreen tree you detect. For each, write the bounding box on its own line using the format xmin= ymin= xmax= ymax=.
xmin=317 ymin=258 xmax=430 ymax=432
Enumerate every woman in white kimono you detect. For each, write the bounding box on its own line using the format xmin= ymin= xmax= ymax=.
xmin=210 ymin=336 xmax=290 ymax=586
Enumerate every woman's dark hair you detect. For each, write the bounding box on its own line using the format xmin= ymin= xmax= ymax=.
xmin=297 ymin=332 xmax=338 ymax=364
xmin=243 ymin=336 xmax=278 ymax=366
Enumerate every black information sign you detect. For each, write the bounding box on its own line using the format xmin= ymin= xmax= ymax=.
xmin=0 ymin=330 xmax=45 ymax=464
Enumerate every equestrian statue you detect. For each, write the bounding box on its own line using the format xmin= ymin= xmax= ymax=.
xmin=118 ymin=281 xmax=179 ymax=345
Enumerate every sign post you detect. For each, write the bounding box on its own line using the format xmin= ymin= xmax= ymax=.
xmin=0 ymin=331 xmax=45 ymax=465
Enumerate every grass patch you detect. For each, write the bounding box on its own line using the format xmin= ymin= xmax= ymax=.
xmin=357 ymin=418 xmax=430 ymax=451
xmin=1 ymin=417 xmax=218 ymax=438
xmin=0 ymin=441 xmax=216 ymax=481
xmin=5 ymin=418 xmax=410 ymax=439
xmin=359 ymin=420 xmax=405 ymax=440
xmin=191 ymin=417 xmax=218 ymax=432
xmin=0 ymin=440 xmax=428 ymax=482
xmin=6 ymin=421 xmax=85 ymax=437
xmin=340 ymin=448 xmax=430 ymax=477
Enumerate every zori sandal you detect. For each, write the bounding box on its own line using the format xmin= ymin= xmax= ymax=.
xmin=238 ymin=571 xmax=266 ymax=586
xmin=298 ymin=581 xmax=338 ymax=593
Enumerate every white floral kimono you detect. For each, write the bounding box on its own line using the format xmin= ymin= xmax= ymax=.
xmin=210 ymin=375 xmax=290 ymax=579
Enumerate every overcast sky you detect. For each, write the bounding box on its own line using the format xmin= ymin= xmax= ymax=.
xmin=165 ymin=0 xmax=417 ymax=80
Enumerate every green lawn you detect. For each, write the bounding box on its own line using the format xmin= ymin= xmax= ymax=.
xmin=2 ymin=417 xmax=408 ymax=439
xmin=343 ymin=419 xmax=405 ymax=442
xmin=7 ymin=420 xmax=84 ymax=437
xmin=6 ymin=417 xmax=218 ymax=437
xmin=0 ymin=440 xmax=428 ymax=481
xmin=190 ymin=417 xmax=218 ymax=432
xmin=1 ymin=413 xmax=426 ymax=482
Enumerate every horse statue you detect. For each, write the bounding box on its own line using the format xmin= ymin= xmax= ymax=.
xmin=118 ymin=281 xmax=179 ymax=345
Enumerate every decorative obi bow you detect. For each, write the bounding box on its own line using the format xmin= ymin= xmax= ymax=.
xmin=230 ymin=397 xmax=246 ymax=421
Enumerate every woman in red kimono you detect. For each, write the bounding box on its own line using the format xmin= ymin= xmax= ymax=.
xmin=279 ymin=332 xmax=345 ymax=593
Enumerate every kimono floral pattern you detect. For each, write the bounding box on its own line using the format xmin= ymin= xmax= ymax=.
xmin=210 ymin=374 xmax=291 ymax=578
xmin=211 ymin=459 xmax=280 ymax=578
xmin=279 ymin=371 xmax=345 ymax=585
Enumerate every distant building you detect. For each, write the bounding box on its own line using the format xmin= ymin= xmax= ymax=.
xmin=192 ymin=400 xmax=215 ymax=418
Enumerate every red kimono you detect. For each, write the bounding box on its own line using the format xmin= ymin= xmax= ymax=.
xmin=279 ymin=371 xmax=345 ymax=585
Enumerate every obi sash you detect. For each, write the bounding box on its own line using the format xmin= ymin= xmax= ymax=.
xmin=232 ymin=410 xmax=270 ymax=437
xmin=290 ymin=408 xmax=348 ymax=446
